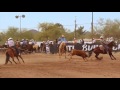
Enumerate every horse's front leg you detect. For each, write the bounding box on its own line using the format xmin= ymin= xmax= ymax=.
xmin=111 ymin=54 xmax=116 ymax=60
xmin=59 ymin=49 xmax=62 ymax=58
xmin=16 ymin=56 xmax=21 ymax=64
xmin=109 ymin=52 xmax=116 ymax=60
xmin=95 ymin=53 xmax=101 ymax=60
xmin=11 ymin=57 xmax=17 ymax=64
xmin=64 ymin=51 xmax=66 ymax=59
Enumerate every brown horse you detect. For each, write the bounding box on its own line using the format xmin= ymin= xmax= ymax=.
xmin=59 ymin=42 xmax=67 ymax=58
xmin=88 ymin=41 xmax=117 ymax=60
xmin=5 ymin=47 xmax=25 ymax=65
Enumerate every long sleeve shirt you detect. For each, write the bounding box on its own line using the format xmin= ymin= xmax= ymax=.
xmin=8 ymin=40 xmax=15 ymax=47
xmin=60 ymin=37 xmax=67 ymax=42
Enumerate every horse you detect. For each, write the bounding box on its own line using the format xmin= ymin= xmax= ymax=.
xmin=33 ymin=44 xmax=40 ymax=53
xmin=88 ymin=41 xmax=117 ymax=60
xmin=15 ymin=42 xmax=28 ymax=54
xmin=26 ymin=44 xmax=34 ymax=53
xmin=19 ymin=44 xmax=34 ymax=54
xmin=5 ymin=47 xmax=25 ymax=65
xmin=40 ymin=43 xmax=46 ymax=53
xmin=59 ymin=42 xmax=67 ymax=58
xmin=15 ymin=41 xmax=21 ymax=48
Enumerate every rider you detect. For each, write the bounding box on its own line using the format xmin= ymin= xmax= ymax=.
xmin=60 ymin=35 xmax=67 ymax=43
xmin=7 ymin=37 xmax=20 ymax=55
xmin=100 ymin=36 xmax=109 ymax=54
xmin=58 ymin=35 xmax=67 ymax=46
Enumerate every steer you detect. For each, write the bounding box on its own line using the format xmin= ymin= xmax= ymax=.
xmin=69 ymin=49 xmax=88 ymax=61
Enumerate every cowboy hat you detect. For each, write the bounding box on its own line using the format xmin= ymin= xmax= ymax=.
xmin=100 ymin=36 xmax=104 ymax=39
xmin=8 ymin=37 xmax=13 ymax=40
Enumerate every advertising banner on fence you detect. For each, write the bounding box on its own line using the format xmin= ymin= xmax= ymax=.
xmin=66 ymin=43 xmax=120 ymax=52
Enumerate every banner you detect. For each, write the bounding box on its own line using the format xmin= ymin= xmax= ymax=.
xmin=66 ymin=43 xmax=120 ymax=52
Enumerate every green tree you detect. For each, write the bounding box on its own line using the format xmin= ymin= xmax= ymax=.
xmin=76 ymin=26 xmax=87 ymax=39
xmin=94 ymin=18 xmax=120 ymax=39
xmin=38 ymin=22 xmax=67 ymax=40
xmin=6 ymin=27 xmax=20 ymax=40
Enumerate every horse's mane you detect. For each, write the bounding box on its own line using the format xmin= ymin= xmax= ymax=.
xmin=59 ymin=42 xmax=67 ymax=58
xmin=59 ymin=42 xmax=66 ymax=49
xmin=107 ymin=41 xmax=115 ymax=48
xmin=7 ymin=47 xmax=15 ymax=53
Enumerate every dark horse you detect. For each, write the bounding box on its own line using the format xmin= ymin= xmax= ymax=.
xmin=88 ymin=41 xmax=117 ymax=60
xmin=5 ymin=47 xmax=25 ymax=64
xmin=59 ymin=42 xmax=67 ymax=58
xmin=40 ymin=43 xmax=46 ymax=53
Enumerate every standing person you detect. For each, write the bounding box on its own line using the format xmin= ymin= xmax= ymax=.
xmin=55 ymin=39 xmax=58 ymax=44
xmin=57 ymin=37 xmax=61 ymax=45
xmin=81 ymin=38 xmax=84 ymax=45
xmin=15 ymin=39 xmax=20 ymax=48
xmin=7 ymin=37 xmax=20 ymax=55
xmin=49 ymin=41 xmax=54 ymax=54
xmin=92 ymin=38 xmax=96 ymax=44
xmin=73 ymin=38 xmax=77 ymax=44
xmin=5 ymin=41 xmax=8 ymax=48
xmin=100 ymin=36 xmax=109 ymax=53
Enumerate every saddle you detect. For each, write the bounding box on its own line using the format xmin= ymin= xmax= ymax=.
xmin=9 ymin=47 xmax=17 ymax=54
xmin=99 ymin=45 xmax=109 ymax=54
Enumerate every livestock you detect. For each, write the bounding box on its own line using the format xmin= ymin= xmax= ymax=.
xmin=69 ymin=49 xmax=88 ymax=61
xmin=88 ymin=41 xmax=117 ymax=60
xmin=5 ymin=47 xmax=24 ymax=65
xmin=59 ymin=42 xmax=67 ymax=58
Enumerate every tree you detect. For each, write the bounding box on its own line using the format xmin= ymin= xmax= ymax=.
xmin=38 ymin=22 xmax=67 ymax=40
xmin=94 ymin=18 xmax=120 ymax=39
xmin=6 ymin=27 xmax=20 ymax=40
xmin=76 ymin=26 xmax=87 ymax=38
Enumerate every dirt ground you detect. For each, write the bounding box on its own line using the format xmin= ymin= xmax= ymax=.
xmin=0 ymin=52 xmax=120 ymax=78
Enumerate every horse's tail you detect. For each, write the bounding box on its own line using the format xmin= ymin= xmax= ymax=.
xmin=88 ymin=49 xmax=94 ymax=57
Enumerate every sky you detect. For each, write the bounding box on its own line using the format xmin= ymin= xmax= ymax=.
xmin=0 ymin=12 xmax=120 ymax=32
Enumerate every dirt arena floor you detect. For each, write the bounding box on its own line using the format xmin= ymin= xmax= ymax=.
xmin=0 ymin=52 xmax=120 ymax=78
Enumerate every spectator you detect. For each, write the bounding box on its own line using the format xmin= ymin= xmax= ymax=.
xmin=81 ymin=38 xmax=84 ymax=44
xmin=73 ymin=38 xmax=77 ymax=44
xmin=92 ymin=38 xmax=96 ymax=44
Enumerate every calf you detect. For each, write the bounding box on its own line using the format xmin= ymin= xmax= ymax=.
xmin=69 ymin=49 xmax=88 ymax=61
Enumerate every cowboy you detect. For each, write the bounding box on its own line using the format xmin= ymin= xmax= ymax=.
xmin=60 ymin=35 xmax=67 ymax=43
xmin=100 ymin=36 xmax=109 ymax=54
xmin=7 ymin=37 xmax=20 ymax=55
xmin=57 ymin=35 xmax=67 ymax=48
